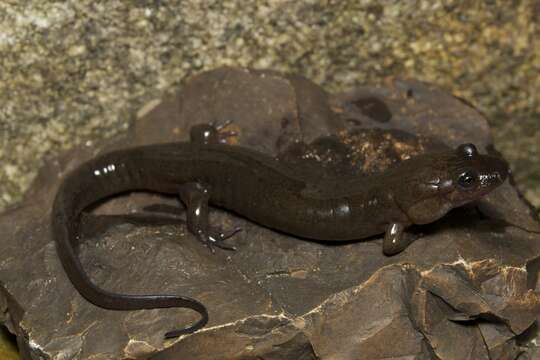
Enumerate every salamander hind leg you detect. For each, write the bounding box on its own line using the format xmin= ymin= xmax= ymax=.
xmin=179 ymin=182 xmax=241 ymax=252
xmin=383 ymin=222 xmax=416 ymax=255
xmin=190 ymin=121 xmax=237 ymax=145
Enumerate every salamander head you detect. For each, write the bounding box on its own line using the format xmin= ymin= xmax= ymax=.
xmin=437 ymin=143 xmax=508 ymax=206
xmin=396 ymin=143 xmax=509 ymax=225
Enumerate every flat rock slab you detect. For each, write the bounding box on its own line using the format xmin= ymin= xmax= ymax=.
xmin=1 ymin=67 xmax=540 ymax=359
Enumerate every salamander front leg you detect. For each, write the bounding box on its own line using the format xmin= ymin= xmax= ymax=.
xmin=179 ymin=182 xmax=241 ymax=252
xmin=383 ymin=222 xmax=413 ymax=255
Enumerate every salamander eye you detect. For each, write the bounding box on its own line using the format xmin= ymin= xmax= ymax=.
xmin=457 ymin=171 xmax=477 ymax=189
xmin=457 ymin=143 xmax=477 ymax=157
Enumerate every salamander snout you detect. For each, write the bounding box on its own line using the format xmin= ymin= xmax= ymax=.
xmin=482 ymin=156 xmax=509 ymax=186
xmin=448 ymin=144 xmax=509 ymax=204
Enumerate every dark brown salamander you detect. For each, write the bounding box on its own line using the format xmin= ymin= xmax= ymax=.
xmin=52 ymin=124 xmax=509 ymax=338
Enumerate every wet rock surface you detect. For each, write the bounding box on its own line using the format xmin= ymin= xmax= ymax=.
xmin=1 ymin=68 xmax=539 ymax=359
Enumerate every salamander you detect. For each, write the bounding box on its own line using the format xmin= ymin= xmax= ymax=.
xmin=51 ymin=123 xmax=509 ymax=338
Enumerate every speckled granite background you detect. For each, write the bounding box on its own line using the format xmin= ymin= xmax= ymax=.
xmin=1 ymin=1 xmax=539 ymax=211
xmin=0 ymin=0 xmax=539 ymax=357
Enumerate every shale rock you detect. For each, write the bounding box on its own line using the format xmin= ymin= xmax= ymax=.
xmin=1 ymin=68 xmax=539 ymax=359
